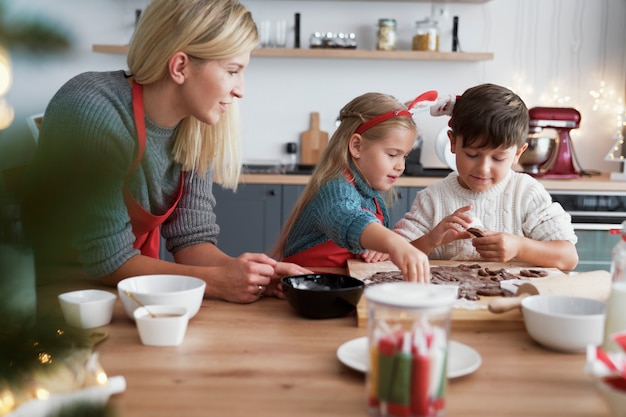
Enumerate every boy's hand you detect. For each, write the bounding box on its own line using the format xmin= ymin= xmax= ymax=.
xmin=472 ymin=232 xmax=521 ymax=263
xmin=427 ymin=205 xmax=475 ymax=246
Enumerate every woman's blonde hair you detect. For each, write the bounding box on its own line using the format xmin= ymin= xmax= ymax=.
xmin=271 ymin=92 xmax=417 ymax=259
xmin=127 ymin=0 xmax=258 ymax=189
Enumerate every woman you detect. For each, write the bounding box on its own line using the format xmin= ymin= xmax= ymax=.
xmin=24 ymin=0 xmax=309 ymax=303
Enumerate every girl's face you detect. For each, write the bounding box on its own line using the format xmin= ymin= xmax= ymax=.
xmin=181 ymin=52 xmax=249 ymax=125
xmin=349 ymin=127 xmax=415 ymax=191
xmin=449 ymin=131 xmax=527 ymax=192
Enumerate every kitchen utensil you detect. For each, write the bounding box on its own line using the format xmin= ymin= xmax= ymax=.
xmin=526 ymin=106 xmax=581 ymax=178
xmin=300 ymin=112 xmax=328 ymax=165
xmin=488 ymin=270 xmax=611 ymax=314
xmin=365 ymin=282 xmax=457 ymax=416
xmin=435 ymin=126 xmax=456 ymax=170
xmin=58 ymin=289 xmax=117 ymax=329
xmin=281 ymin=273 xmax=364 ymax=319
xmin=124 ymin=290 xmax=156 ymax=318
xmin=117 ymin=274 xmax=205 ymax=319
xmin=519 ymin=134 xmax=556 ymax=174
xmin=521 ymin=294 xmax=605 ymax=352
xmin=133 ymin=305 xmax=189 ymax=346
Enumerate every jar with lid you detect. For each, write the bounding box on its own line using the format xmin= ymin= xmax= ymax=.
xmin=602 ymin=220 xmax=626 ymax=352
xmin=376 ymin=18 xmax=397 ymax=51
xmin=365 ymin=282 xmax=457 ymax=417
xmin=412 ymin=17 xmax=439 ymax=51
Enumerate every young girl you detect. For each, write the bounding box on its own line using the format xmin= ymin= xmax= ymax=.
xmin=272 ymin=92 xmax=430 ymax=283
xmin=394 ymin=83 xmax=579 ymax=271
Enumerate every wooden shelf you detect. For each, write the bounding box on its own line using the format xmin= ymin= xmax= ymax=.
xmin=92 ymin=44 xmax=493 ymax=61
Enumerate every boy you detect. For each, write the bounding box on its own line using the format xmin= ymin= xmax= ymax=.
xmin=394 ymin=83 xmax=579 ymax=271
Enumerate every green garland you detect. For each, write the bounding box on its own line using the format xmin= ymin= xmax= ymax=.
xmin=0 ymin=1 xmax=71 ymax=53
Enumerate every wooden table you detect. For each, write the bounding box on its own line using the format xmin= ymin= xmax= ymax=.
xmin=66 ymin=284 xmax=609 ymax=417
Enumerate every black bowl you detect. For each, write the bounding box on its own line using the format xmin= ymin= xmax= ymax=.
xmin=281 ymin=274 xmax=365 ymax=319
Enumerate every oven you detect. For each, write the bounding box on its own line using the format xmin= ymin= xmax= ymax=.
xmin=550 ymin=190 xmax=626 ymax=272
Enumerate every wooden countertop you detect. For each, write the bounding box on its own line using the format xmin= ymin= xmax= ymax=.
xmin=239 ymin=171 xmax=626 ymax=192
xmin=36 ymin=278 xmax=610 ymax=417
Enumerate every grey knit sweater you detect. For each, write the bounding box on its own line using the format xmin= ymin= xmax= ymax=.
xmin=26 ymin=70 xmax=219 ymax=277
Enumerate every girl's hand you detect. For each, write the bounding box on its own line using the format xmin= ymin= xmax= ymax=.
xmin=360 ymin=250 xmax=390 ymax=263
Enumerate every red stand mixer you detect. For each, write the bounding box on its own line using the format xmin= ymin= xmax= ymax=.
xmin=526 ymin=107 xmax=582 ymax=179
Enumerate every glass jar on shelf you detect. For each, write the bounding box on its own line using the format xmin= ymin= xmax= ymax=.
xmin=412 ymin=17 xmax=439 ymax=52
xmin=376 ymin=18 xmax=397 ymax=51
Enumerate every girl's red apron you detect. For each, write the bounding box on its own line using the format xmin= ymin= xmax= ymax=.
xmin=123 ymin=81 xmax=184 ymax=258
xmin=282 ymin=175 xmax=385 ymax=268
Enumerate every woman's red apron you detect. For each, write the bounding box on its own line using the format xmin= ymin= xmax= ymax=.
xmin=123 ymin=81 xmax=184 ymax=258
xmin=282 ymin=182 xmax=385 ymax=268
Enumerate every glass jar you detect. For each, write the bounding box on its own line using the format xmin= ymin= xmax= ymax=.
xmin=365 ymin=283 xmax=457 ymax=417
xmin=376 ymin=18 xmax=397 ymax=51
xmin=412 ymin=18 xmax=439 ymax=52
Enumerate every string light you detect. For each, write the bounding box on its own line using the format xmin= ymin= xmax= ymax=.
xmin=538 ymin=85 xmax=571 ymax=106
xmin=0 ymin=47 xmax=13 ymax=130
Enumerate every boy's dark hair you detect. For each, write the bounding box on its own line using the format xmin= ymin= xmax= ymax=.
xmin=449 ymin=83 xmax=529 ymax=149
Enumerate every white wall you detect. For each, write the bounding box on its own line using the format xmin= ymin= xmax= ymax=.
xmin=1 ymin=0 xmax=625 ymax=176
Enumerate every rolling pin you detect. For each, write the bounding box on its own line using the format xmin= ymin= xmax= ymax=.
xmin=488 ymin=270 xmax=612 ymax=314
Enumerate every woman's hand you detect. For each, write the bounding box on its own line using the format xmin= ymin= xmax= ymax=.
xmin=262 ymin=262 xmax=313 ymax=299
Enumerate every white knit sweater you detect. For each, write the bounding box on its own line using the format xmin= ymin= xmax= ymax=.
xmin=393 ymin=171 xmax=577 ymax=261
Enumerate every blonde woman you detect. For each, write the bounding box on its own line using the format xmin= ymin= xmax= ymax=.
xmin=272 ymin=92 xmax=430 ymax=283
xmin=24 ymin=0 xmax=309 ymax=304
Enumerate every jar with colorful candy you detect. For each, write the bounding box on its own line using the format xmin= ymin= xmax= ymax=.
xmin=365 ymin=282 xmax=457 ymax=417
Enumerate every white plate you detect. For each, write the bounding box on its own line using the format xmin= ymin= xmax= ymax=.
xmin=435 ymin=126 xmax=456 ymax=170
xmin=337 ymin=337 xmax=481 ymax=379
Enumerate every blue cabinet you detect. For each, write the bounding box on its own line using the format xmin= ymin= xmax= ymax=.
xmin=212 ymin=183 xmax=283 ymax=256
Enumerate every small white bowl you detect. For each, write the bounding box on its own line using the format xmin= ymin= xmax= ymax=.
xmin=58 ymin=289 xmax=117 ymax=329
xmin=521 ymin=295 xmax=606 ymax=352
xmin=133 ymin=305 xmax=189 ymax=347
xmin=117 ymin=275 xmax=205 ymax=319
xmin=596 ymin=376 xmax=626 ymax=417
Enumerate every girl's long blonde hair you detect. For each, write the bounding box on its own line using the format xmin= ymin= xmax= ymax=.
xmin=271 ymin=92 xmax=417 ymax=259
xmin=127 ymin=0 xmax=258 ymax=189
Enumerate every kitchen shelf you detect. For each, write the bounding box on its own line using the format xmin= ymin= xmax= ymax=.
xmin=92 ymin=44 xmax=493 ymax=61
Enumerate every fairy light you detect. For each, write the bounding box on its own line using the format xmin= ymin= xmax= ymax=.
xmin=589 ymin=80 xmax=619 ymax=112
xmin=0 ymin=48 xmax=13 ymax=130
xmin=34 ymin=387 xmax=50 ymax=400
xmin=0 ymin=384 xmax=16 ymax=414
xmin=538 ymin=85 xmax=571 ymax=106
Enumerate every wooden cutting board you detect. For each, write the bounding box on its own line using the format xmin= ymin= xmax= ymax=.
xmin=347 ymin=259 xmax=565 ymax=328
xmin=300 ymin=112 xmax=328 ymax=165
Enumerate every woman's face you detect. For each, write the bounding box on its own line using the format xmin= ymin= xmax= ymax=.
xmin=182 ymin=52 xmax=250 ymax=125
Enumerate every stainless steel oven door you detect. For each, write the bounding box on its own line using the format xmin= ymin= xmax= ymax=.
xmin=573 ymin=222 xmax=622 ymax=272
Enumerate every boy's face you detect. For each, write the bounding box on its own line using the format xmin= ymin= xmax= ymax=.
xmin=448 ymin=131 xmax=528 ymax=192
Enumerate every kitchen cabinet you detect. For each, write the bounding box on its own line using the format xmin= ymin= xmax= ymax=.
xmin=387 ymin=186 xmax=423 ymax=226
xmin=212 ymin=183 xmax=283 ymax=256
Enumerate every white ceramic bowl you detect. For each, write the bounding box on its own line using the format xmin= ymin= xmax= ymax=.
xmin=117 ymin=275 xmax=205 ymax=319
xmin=133 ymin=305 xmax=189 ymax=347
xmin=596 ymin=376 xmax=626 ymax=417
xmin=521 ymin=295 xmax=606 ymax=352
xmin=58 ymin=289 xmax=117 ymax=329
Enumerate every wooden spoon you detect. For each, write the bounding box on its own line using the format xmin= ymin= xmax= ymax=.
xmin=124 ymin=290 xmax=157 ymax=318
